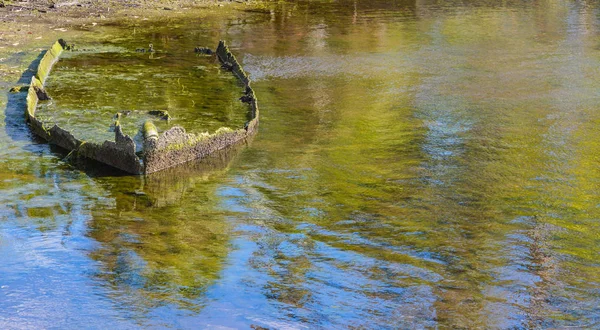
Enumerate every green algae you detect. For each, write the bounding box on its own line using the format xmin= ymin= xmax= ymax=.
xmin=142 ymin=120 xmax=158 ymax=139
xmin=38 ymin=47 xmax=249 ymax=145
xmin=26 ymin=37 xmax=257 ymax=174
xmin=36 ymin=40 xmax=64 ymax=84
xmin=9 ymin=85 xmax=28 ymax=93
xmin=161 ymin=132 xmax=211 ymax=152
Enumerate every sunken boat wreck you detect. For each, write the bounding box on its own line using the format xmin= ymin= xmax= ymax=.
xmin=25 ymin=39 xmax=258 ymax=175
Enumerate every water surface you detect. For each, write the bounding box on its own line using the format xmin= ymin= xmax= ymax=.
xmin=2 ymin=0 xmax=600 ymax=328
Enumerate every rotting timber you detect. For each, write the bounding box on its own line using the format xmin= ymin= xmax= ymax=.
xmin=25 ymin=39 xmax=259 ymax=175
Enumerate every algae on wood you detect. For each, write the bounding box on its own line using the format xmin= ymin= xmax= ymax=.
xmin=25 ymin=39 xmax=259 ymax=175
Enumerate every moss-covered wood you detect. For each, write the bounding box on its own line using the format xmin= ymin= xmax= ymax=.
xmin=143 ymin=40 xmax=259 ymax=174
xmin=37 ymin=40 xmax=64 ymax=84
xmin=25 ymin=39 xmax=259 ymax=175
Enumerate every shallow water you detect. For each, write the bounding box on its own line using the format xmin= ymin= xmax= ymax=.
xmin=38 ymin=45 xmax=249 ymax=146
xmin=2 ymin=0 xmax=600 ymax=328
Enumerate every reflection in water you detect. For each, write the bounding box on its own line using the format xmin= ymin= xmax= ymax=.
xmin=2 ymin=0 xmax=600 ymax=328
xmin=87 ymin=144 xmax=247 ymax=316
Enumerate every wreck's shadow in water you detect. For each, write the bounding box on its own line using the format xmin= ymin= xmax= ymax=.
xmin=4 ymin=51 xmax=45 ymax=144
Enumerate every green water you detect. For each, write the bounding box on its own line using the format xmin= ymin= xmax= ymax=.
xmin=2 ymin=0 xmax=600 ymax=328
xmin=38 ymin=45 xmax=249 ymax=147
